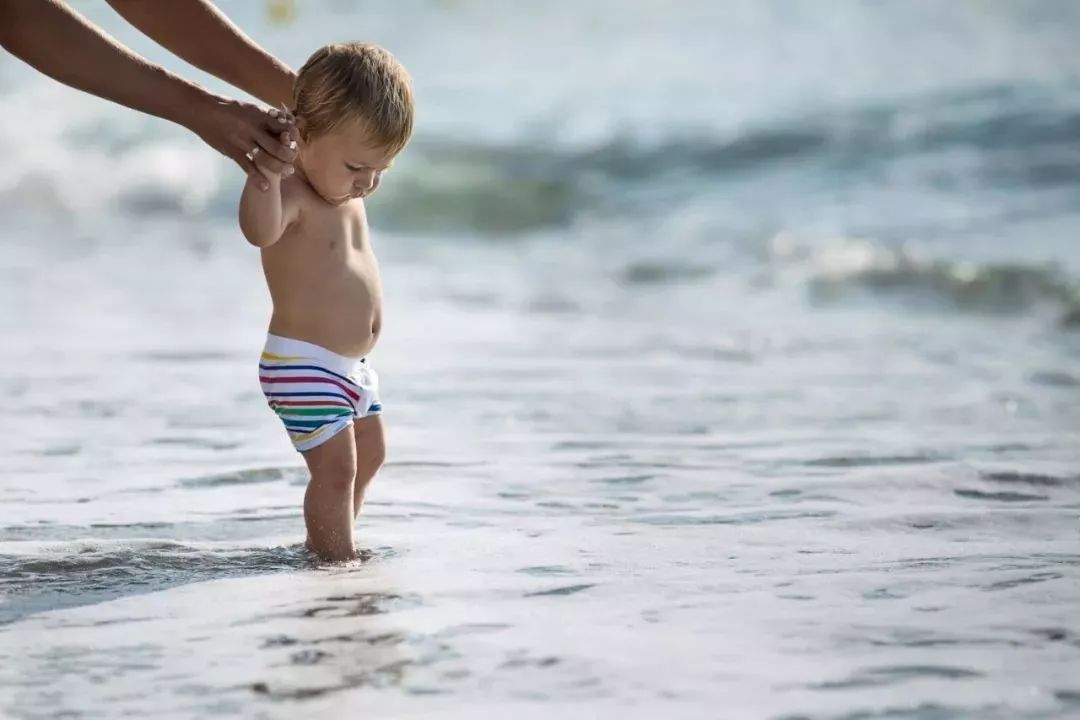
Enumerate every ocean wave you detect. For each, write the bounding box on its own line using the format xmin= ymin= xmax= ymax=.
xmin=347 ymin=83 xmax=1080 ymax=232
xmin=361 ymin=129 xmax=839 ymax=234
xmin=9 ymin=82 xmax=1077 ymax=234
xmin=770 ymin=235 xmax=1080 ymax=327
xmin=0 ymin=541 xmax=311 ymax=624
xmin=3 ymin=83 xmax=1075 ymax=237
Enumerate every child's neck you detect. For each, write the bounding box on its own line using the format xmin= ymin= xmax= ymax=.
xmin=293 ymin=156 xmax=313 ymax=189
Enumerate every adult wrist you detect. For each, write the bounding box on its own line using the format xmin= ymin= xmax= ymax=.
xmin=171 ymin=82 xmax=227 ymax=135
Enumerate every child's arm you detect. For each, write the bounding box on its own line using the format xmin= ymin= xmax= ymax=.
xmin=239 ymin=169 xmax=298 ymax=248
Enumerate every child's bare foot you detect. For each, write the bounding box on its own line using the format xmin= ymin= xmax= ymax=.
xmin=304 ymin=535 xmax=359 ymax=562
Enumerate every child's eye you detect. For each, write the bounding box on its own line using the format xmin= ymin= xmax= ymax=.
xmin=345 ymin=163 xmax=389 ymax=174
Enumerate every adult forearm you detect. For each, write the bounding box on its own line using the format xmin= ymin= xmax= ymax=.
xmin=106 ymin=0 xmax=296 ymax=109
xmin=0 ymin=0 xmax=214 ymax=132
xmin=1 ymin=0 xmax=299 ymax=187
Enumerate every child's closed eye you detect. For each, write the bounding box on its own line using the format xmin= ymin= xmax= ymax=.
xmin=345 ymin=162 xmax=390 ymax=173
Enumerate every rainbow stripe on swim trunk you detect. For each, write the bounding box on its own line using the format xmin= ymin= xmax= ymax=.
xmin=258 ymin=333 xmax=382 ymax=453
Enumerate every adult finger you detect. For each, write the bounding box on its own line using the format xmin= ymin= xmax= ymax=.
xmin=274 ymin=106 xmax=300 ymax=143
xmin=262 ymin=106 xmax=295 ymax=143
xmin=266 ymin=105 xmax=293 ymax=127
xmin=252 ymin=126 xmax=297 ymax=164
xmin=254 ymin=150 xmax=289 ymax=177
xmin=287 ymin=122 xmax=300 ymax=145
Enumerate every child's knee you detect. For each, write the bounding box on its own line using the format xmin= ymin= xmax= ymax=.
xmin=368 ymin=443 xmax=387 ymax=472
xmin=311 ymin=456 xmax=356 ymax=494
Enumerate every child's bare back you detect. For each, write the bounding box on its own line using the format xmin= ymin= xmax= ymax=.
xmin=237 ymin=42 xmax=413 ymax=562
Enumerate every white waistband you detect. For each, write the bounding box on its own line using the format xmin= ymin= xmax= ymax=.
xmin=262 ymin=333 xmax=364 ymax=375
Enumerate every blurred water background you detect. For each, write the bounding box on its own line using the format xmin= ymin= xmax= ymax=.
xmin=1 ymin=1 xmax=1079 ymax=717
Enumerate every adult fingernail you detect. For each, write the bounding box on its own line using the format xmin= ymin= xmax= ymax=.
xmin=289 ymin=140 xmax=297 ymax=150
xmin=285 ymin=166 xmax=294 ymax=176
xmin=268 ymin=108 xmax=279 ymax=118
xmin=277 ymin=116 xmax=287 ymax=124
xmin=261 ymin=182 xmax=269 ymax=191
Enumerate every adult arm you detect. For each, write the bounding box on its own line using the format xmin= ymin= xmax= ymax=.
xmin=0 ymin=0 xmax=296 ymax=188
xmin=105 ymin=0 xmax=295 ymax=110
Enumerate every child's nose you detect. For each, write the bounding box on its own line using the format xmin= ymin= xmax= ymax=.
xmin=354 ymin=170 xmax=376 ymax=190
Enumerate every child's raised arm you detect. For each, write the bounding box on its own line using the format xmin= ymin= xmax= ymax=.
xmin=239 ymin=166 xmax=298 ymax=248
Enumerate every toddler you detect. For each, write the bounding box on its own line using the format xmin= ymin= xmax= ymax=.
xmin=239 ymin=42 xmax=413 ymax=561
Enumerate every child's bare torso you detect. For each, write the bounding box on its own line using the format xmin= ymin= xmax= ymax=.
xmin=261 ymin=177 xmax=382 ymax=358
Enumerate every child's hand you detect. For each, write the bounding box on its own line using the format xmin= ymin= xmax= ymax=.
xmin=248 ymin=105 xmax=299 ymax=183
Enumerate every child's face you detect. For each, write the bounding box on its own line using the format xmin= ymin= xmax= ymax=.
xmin=298 ymin=121 xmax=398 ymax=205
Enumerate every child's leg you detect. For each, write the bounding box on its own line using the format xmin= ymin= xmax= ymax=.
xmin=352 ymin=415 xmax=386 ymax=519
xmin=301 ymin=427 xmax=358 ymax=561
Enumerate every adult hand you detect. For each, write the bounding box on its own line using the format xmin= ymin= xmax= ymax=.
xmin=190 ymin=96 xmax=299 ymax=190
xmin=1 ymin=1 xmax=301 ymax=190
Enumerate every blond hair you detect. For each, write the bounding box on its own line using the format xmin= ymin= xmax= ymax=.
xmin=293 ymin=42 xmax=414 ymax=154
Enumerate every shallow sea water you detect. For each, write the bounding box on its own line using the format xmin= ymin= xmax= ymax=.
xmin=2 ymin=1 xmax=1080 ymax=717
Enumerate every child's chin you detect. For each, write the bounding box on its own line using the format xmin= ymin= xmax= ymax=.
xmin=317 ymin=191 xmax=351 ymax=206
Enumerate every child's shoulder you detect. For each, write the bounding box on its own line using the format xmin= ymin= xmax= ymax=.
xmin=280 ymin=176 xmax=355 ymax=218
xmin=280 ymin=174 xmax=314 ymax=209
xmin=278 ymin=174 xmax=327 ymax=228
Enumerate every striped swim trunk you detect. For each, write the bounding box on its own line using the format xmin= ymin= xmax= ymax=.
xmin=259 ymin=333 xmax=383 ymax=453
